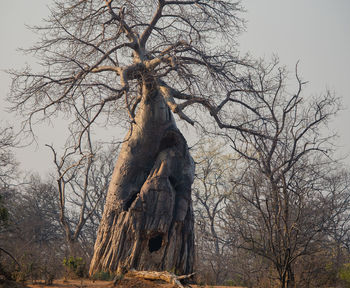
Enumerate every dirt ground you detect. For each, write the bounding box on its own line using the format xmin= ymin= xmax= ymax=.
xmin=26 ymin=278 xmax=170 ymax=288
xmin=24 ymin=278 xmax=244 ymax=288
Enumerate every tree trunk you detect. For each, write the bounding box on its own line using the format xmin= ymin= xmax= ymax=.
xmin=286 ymin=264 xmax=295 ymax=288
xmin=89 ymin=81 xmax=195 ymax=275
xmin=279 ymin=264 xmax=295 ymax=288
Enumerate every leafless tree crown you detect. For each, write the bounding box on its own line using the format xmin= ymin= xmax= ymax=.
xmin=9 ymin=0 xmax=282 ymax=150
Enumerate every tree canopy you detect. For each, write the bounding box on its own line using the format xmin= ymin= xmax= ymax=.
xmin=9 ymin=0 xmax=275 ymax=149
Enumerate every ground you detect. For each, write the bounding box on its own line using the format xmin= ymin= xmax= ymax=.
xmin=22 ymin=278 xmax=244 ymax=288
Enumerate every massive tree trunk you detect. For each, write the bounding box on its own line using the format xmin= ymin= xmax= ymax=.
xmin=89 ymin=79 xmax=195 ymax=275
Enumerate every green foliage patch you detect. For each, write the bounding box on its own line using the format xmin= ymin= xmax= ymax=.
xmin=63 ymin=256 xmax=87 ymax=278
xmin=91 ymin=271 xmax=115 ymax=281
xmin=339 ymin=263 xmax=350 ymax=287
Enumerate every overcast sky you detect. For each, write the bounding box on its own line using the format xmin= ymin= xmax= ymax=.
xmin=239 ymin=0 xmax=350 ymax=159
xmin=0 ymin=0 xmax=349 ymax=174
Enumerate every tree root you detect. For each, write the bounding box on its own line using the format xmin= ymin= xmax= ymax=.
xmin=126 ymin=269 xmax=195 ymax=288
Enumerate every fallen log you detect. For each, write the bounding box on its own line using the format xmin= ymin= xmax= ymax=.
xmin=126 ymin=270 xmax=195 ymax=288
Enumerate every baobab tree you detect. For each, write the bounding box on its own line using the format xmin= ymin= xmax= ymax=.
xmin=9 ymin=0 xmax=269 ymax=275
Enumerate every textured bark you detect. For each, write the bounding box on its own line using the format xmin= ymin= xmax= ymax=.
xmin=89 ymin=83 xmax=195 ymax=275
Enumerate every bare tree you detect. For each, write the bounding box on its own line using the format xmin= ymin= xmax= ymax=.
xmin=5 ymin=176 xmax=62 ymax=250
xmin=193 ymin=140 xmax=275 ymax=287
xmin=192 ymin=140 xmax=235 ymax=285
xmin=77 ymin=144 xmax=119 ymax=256
xmin=326 ymin=169 xmax=350 ymax=253
xmin=221 ymin=60 xmax=345 ymax=288
xmin=0 ymin=175 xmax=64 ymax=282
xmin=0 ymin=141 xmax=117 ymax=280
xmin=47 ymin=127 xmax=118 ymax=257
xmin=8 ymin=0 xmax=273 ymax=275
xmin=0 ymin=124 xmax=19 ymax=279
xmin=0 ymin=125 xmax=17 ymax=188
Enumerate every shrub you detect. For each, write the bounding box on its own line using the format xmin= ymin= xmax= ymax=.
xmin=224 ymin=279 xmax=236 ymax=286
xmin=12 ymin=271 xmax=26 ymax=283
xmin=63 ymin=256 xmax=87 ymax=278
xmin=92 ymin=271 xmax=114 ymax=281
xmin=339 ymin=263 xmax=350 ymax=288
xmin=224 ymin=276 xmax=248 ymax=287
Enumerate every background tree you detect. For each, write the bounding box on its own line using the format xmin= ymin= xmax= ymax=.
xmin=222 ymin=61 xmax=346 ymax=288
xmin=0 ymin=139 xmax=117 ymax=282
xmin=0 ymin=124 xmax=18 ymax=279
xmin=192 ymin=135 xmax=350 ymax=288
xmin=0 ymin=125 xmax=17 ymax=188
xmin=0 ymin=175 xmax=64 ymax=283
xmin=0 ymin=120 xmax=117 ymax=282
xmin=193 ymin=139 xmax=277 ymax=287
xmin=192 ymin=140 xmax=235 ymax=285
xmin=9 ymin=0 xmax=271 ymax=275
xmin=47 ymin=131 xmax=118 ymax=259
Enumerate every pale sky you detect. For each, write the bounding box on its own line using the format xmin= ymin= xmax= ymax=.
xmin=239 ymin=0 xmax=350 ymax=160
xmin=0 ymin=0 xmax=349 ymax=174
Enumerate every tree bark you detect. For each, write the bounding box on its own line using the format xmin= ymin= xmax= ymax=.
xmin=286 ymin=264 xmax=295 ymax=288
xmin=89 ymin=81 xmax=195 ymax=275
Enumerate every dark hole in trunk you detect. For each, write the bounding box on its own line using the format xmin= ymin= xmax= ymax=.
xmin=159 ymin=130 xmax=178 ymax=152
xmin=148 ymin=234 xmax=163 ymax=253
xmin=169 ymin=175 xmax=177 ymax=188
xmin=124 ymin=192 xmax=139 ymax=211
